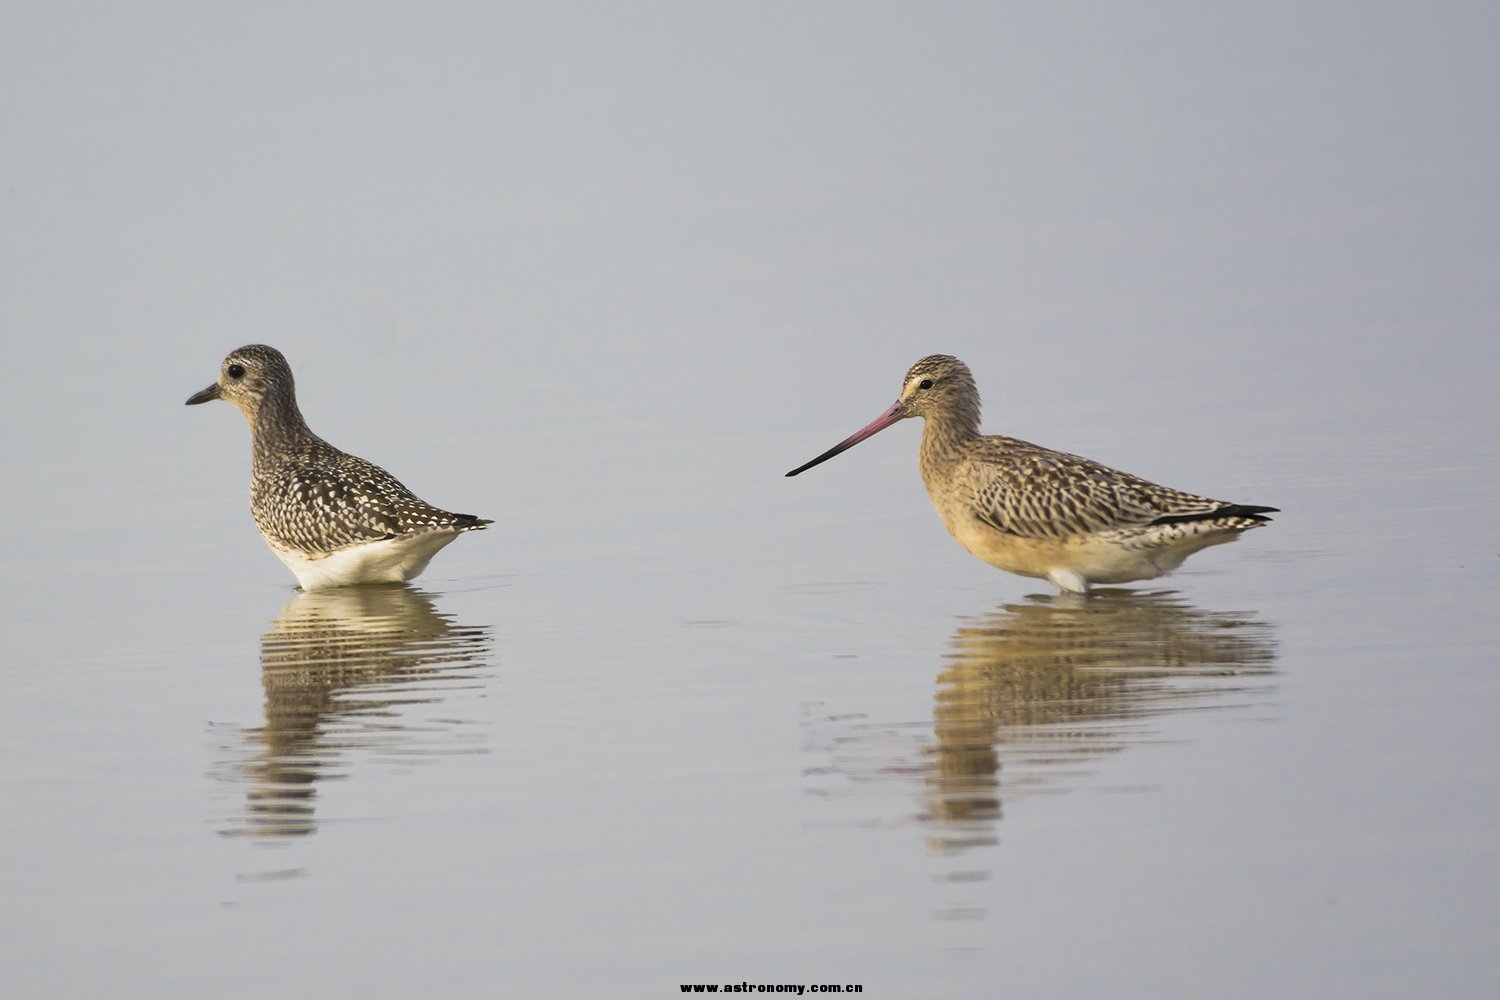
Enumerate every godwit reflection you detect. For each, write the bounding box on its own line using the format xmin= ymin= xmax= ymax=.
xmin=219 ymin=586 xmax=491 ymax=840
xmin=924 ymin=590 xmax=1277 ymax=853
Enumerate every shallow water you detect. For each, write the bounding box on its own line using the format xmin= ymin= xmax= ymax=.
xmin=4 ymin=5 xmax=1500 ymax=999
xmin=6 ymin=376 xmax=1497 ymax=997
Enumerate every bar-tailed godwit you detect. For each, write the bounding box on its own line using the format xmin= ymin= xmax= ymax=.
xmin=787 ymin=355 xmax=1275 ymax=593
xmin=187 ymin=345 xmax=491 ymax=590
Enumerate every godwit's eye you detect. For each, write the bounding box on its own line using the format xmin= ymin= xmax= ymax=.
xmin=918 ymin=379 xmax=934 ymax=390
xmin=227 ymin=364 xmax=246 ymax=379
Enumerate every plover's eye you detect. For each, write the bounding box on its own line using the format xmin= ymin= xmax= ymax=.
xmin=918 ymin=378 xmax=934 ymax=390
xmin=227 ymin=364 xmax=246 ymax=379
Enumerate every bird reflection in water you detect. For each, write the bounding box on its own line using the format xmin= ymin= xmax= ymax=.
xmin=218 ymin=586 xmax=492 ymax=840
xmin=923 ymin=590 xmax=1277 ymax=853
xmin=807 ymin=590 xmax=1276 ymax=857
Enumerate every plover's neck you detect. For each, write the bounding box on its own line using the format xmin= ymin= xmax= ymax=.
xmin=249 ymin=383 xmax=320 ymax=465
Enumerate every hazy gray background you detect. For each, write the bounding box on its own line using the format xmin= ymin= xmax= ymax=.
xmin=3 ymin=3 xmax=1497 ymax=998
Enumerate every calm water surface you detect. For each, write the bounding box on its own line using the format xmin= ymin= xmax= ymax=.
xmin=4 ymin=364 xmax=1497 ymax=999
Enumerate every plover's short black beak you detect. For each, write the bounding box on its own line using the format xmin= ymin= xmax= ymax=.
xmin=185 ymin=383 xmax=222 ymax=405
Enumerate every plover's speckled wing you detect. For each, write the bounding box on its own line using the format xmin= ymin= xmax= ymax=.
xmin=253 ymin=451 xmax=491 ymax=556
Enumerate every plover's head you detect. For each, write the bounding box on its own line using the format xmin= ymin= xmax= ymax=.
xmin=185 ymin=344 xmax=296 ymax=424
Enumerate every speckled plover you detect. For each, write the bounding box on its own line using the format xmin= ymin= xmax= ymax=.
xmin=187 ymin=345 xmax=490 ymax=590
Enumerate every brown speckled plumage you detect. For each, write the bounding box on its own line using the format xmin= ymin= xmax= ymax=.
xmin=187 ymin=345 xmax=490 ymax=588
xmin=788 ymin=354 xmax=1275 ymax=593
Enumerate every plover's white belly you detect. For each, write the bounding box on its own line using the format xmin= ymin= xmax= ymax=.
xmin=270 ymin=531 xmax=463 ymax=591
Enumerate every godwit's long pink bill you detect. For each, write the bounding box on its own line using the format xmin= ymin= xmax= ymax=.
xmin=786 ymin=401 xmax=905 ymax=477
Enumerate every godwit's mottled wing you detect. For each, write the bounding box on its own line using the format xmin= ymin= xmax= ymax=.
xmin=960 ymin=437 xmax=1261 ymax=540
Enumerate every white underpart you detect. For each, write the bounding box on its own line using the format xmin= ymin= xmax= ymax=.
xmin=269 ymin=530 xmax=463 ymax=590
xmin=1045 ymin=568 xmax=1090 ymax=594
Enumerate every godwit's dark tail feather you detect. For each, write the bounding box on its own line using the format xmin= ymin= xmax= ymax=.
xmin=1150 ymin=504 xmax=1278 ymax=528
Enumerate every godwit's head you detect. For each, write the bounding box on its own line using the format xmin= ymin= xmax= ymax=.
xmin=894 ymin=354 xmax=979 ymax=425
xmin=785 ymin=354 xmax=980 ymax=477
